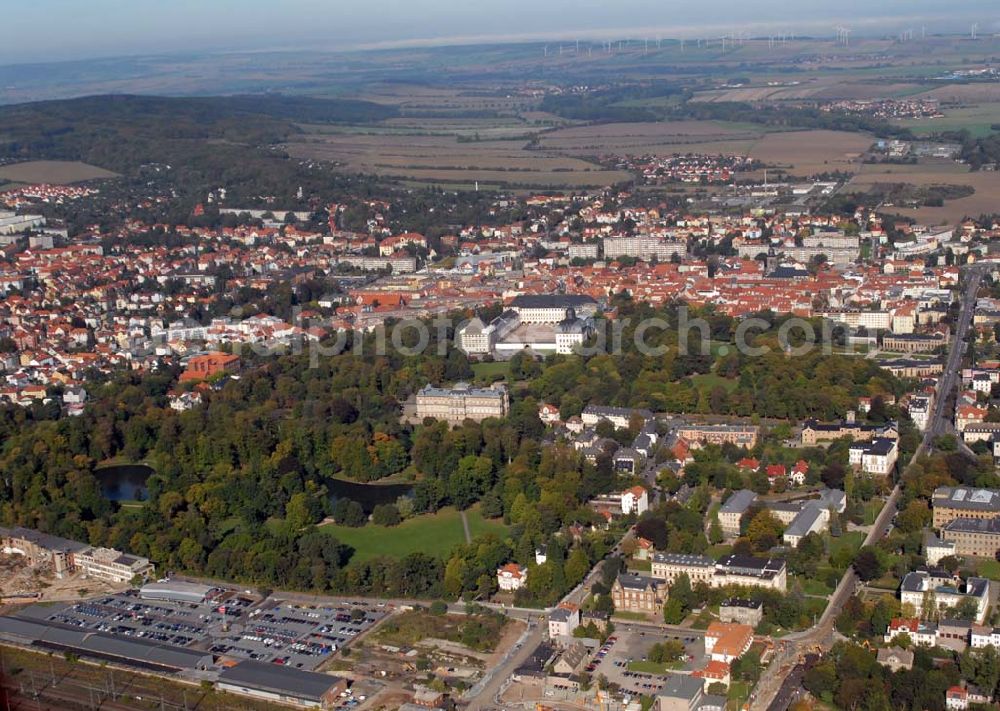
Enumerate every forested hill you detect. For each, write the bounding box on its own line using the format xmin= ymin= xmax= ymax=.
xmin=0 ymin=94 xmax=396 ymax=200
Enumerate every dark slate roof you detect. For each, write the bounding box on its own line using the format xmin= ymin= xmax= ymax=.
xmin=720 ymin=489 xmax=757 ymax=515
xmin=659 ymin=673 xmax=704 ymax=701
xmin=944 ymin=517 xmax=1000 ymax=535
xmin=0 ymin=526 xmax=89 ymax=554
xmin=617 ymin=573 xmax=659 ymax=590
xmin=219 ymin=660 xmax=344 ymax=701
xmin=509 ymin=294 xmax=597 ymax=309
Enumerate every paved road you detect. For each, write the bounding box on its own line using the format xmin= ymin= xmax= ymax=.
xmin=460 ymin=509 xmax=473 ymax=544
xmin=463 ymin=526 xmax=635 ymax=709
xmin=752 ymin=264 xmax=988 ymax=711
xmin=465 ymin=616 xmax=545 ymax=711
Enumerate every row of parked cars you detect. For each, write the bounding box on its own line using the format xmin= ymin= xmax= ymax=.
xmin=584 ymin=635 xmax=618 ymax=673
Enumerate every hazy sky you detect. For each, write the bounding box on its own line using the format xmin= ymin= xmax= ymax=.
xmin=2 ymin=0 xmax=993 ymax=64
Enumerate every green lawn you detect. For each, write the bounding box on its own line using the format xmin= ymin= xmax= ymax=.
xmin=319 ymin=506 xmax=508 ymax=563
xmin=828 ymin=531 xmax=866 ymax=561
xmin=793 ymin=574 xmax=834 ymax=597
xmin=691 ymin=373 xmax=739 ymax=395
xmin=614 ymin=611 xmax=655 ymax=622
xmin=728 ymin=681 xmax=751 ymax=710
xmin=466 ymin=509 xmax=511 ymax=539
xmin=472 ymin=361 xmax=511 ymax=382
xmin=863 ymin=499 xmax=884 ymax=526
xmin=707 ymin=544 xmax=733 ymax=559
xmin=976 ymin=559 xmax=1000 ymax=581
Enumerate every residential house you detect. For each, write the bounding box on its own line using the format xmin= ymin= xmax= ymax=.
xmin=548 ymin=605 xmax=581 ymax=640
xmin=876 ymin=647 xmax=914 ymax=672
xmin=621 ymin=486 xmax=649 ymax=516
xmin=497 ymin=563 xmax=528 ymax=592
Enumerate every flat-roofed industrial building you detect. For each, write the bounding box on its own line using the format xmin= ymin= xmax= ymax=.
xmin=139 ymin=580 xmax=216 ymax=604
xmin=217 ymin=660 xmax=347 ymax=708
xmin=0 ymin=616 xmax=213 ymax=673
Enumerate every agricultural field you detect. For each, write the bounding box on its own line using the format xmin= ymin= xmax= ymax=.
xmin=746 ymin=130 xmax=871 ymax=175
xmin=689 ymin=78 xmax=923 ymax=103
xmin=0 ymin=160 xmax=117 ymax=184
xmin=354 ymin=81 xmax=536 ymax=115
xmin=918 ymin=84 xmax=1000 ymax=103
xmin=893 ymin=101 xmax=1000 ymax=137
xmin=848 ymin=162 xmax=1000 ymax=224
xmin=284 ymin=129 xmax=631 ymax=188
xmin=538 ymin=124 xmax=869 ymax=176
xmin=318 ymin=505 xmax=508 ymax=563
xmin=536 ymin=120 xmax=770 ymax=156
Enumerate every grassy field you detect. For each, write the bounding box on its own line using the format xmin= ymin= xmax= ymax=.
xmin=373 ymin=608 xmax=508 ymax=653
xmin=0 ymin=160 xmax=118 ymax=184
xmin=319 ymin=505 xmax=508 ymax=563
xmin=472 ymin=360 xmax=511 ymax=382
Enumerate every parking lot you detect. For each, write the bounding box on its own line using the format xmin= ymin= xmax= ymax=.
xmin=583 ymin=627 xmax=708 ymax=696
xmin=212 ymin=599 xmax=386 ymax=669
xmin=20 ymin=590 xmax=387 ymax=671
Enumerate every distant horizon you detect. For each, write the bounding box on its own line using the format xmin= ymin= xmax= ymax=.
xmin=0 ymin=24 xmax=993 ymax=71
xmin=0 ymin=0 xmax=994 ymax=66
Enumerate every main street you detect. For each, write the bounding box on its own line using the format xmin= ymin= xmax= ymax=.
xmin=753 ymin=263 xmax=988 ymax=711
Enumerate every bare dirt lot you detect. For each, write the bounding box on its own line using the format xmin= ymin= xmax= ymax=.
xmin=0 ymin=554 xmax=125 ymax=602
xmin=0 ymin=160 xmax=118 ymax=184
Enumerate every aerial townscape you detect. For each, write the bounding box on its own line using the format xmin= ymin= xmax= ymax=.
xmin=8 ymin=3 xmax=1000 ymax=711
